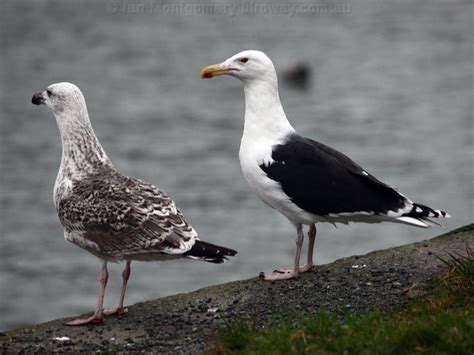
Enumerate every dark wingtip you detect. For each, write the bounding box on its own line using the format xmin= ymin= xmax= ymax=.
xmin=404 ymin=203 xmax=449 ymax=219
xmin=184 ymin=240 xmax=237 ymax=263
xmin=225 ymin=248 xmax=238 ymax=257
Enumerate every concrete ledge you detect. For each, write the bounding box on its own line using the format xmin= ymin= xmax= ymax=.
xmin=1 ymin=224 xmax=473 ymax=353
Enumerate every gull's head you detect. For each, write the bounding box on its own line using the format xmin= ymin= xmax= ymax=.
xmin=200 ymin=50 xmax=277 ymax=84
xmin=32 ymin=82 xmax=87 ymax=118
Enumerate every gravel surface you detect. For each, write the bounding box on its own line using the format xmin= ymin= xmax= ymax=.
xmin=1 ymin=224 xmax=472 ymax=353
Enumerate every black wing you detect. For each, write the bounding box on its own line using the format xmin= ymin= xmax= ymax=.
xmin=259 ymin=134 xmax=408 ymax=216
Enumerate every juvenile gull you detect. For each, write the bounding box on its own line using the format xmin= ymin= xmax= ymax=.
xmin=200 ymin=50 xmax=449 ymax=281
xmin=32 ymin=82 xmax=237 ymax=325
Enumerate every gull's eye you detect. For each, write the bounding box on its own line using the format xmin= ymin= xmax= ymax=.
xmin=47 ymin=89 xmax=53 ymax=96
xmin=240 ymin=57 xmax=249 ymax=63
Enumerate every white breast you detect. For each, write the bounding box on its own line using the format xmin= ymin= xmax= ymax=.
xmin=239 ymin=136 xmax=317 ymax=225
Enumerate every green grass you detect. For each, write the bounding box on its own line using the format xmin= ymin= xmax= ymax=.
xmin=209 ymin=250 xmax=474 ymax=355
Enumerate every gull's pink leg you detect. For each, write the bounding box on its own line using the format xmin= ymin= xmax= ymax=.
xmin=300 ymin=224 xmax=316 ymax=273
xmin=67 ymin=260 xmax=108 ymax=326
xmin=273 ymin=224 xmax=317 ymax=274
xmin=261 ymin=225 xmax=304 ymax=281
xmin=104 ymin=260 xmax=131 ymax=315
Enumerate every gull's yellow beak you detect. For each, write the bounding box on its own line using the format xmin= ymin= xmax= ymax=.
xmin=200 ymin=63 xmax=239 ymax=79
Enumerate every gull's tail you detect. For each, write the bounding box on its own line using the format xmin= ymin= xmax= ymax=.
xmin=395 ymin=203 xmax=451 ymax=228
xmin=184 ymin=240 xmax=237 ymax=263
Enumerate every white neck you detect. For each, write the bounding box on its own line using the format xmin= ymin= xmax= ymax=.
xmin=55 ymin=109 xmax=112 ymax=180
xmin=242 ymin=78 xmax=294 ymax=143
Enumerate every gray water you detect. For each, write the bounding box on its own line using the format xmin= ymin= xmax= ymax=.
xmin=0 ymin=0 xmax=472 ymax=331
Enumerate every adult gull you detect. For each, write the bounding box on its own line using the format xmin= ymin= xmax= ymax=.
xmin=200 ymin=50 xmax=449 ymax=281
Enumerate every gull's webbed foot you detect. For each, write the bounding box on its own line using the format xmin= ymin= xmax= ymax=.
xmin=259 ymin=269 xmax=298 ymax=281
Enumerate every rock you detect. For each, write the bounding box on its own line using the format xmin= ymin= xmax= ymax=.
xmin=0 ymin=224 xmax=472 ymax=353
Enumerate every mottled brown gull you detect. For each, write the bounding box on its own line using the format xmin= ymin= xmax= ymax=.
xmin=32 ymin=82 xmax=237 ymax=325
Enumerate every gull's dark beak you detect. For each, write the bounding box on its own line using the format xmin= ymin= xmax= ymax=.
xmin=31 ymin=92 xmax=45 ymax=105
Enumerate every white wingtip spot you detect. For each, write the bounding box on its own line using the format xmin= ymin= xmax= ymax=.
xmin=435 ymin=209 xmax=450 ymax=218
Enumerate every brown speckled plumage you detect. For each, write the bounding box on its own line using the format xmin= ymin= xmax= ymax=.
xmin=46 ymin=83 xmax=207 ymax=261
xmin=32 ymin=82 xmax=236 ymax=325
xmin=58 ymin=165 xmax=197 ymax=261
